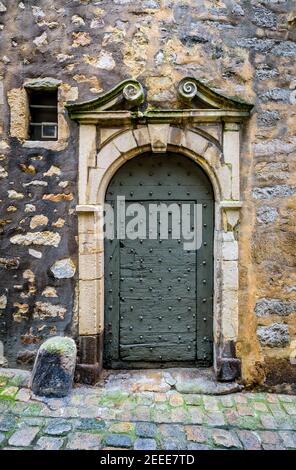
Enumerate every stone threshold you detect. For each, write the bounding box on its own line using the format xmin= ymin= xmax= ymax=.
xmin=96 ymin=367 xmax=243 ymax=395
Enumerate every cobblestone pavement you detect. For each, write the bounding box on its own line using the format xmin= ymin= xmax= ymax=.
xmin=0 ymin=368 xmax=296 ymax=450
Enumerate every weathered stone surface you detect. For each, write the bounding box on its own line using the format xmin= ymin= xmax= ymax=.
xmin=42 ymin=193 xmax=73 ymax=202
xmin=0 ymin=294 xmax=7 ymax=309
xmin=8 ymin=427 xmax=40 ymax=447
xmin=273 ymin=42 xmax=296 ymax=57
xmin=10 ymin=231 xmax=61 ymax=247
xmin=50 ymin=258 xmax=76 ymax=279
xmin=66 ymin=432 xmax=102 ymax=450
xmin=169 ymin=393 xmax=184 ymax=407
xmin=279 ymin=431 xmax=296 ymax=449
xmin=25 ymin=204 xmax=36 ymax=213
xmin=35 ymin=436 xmax=64 ymax=450
xmin=0 ymin=368 xmax=30 ymax=386
xmin=253 ymin=185 xmax=296 ymax=200
xmin=75 ymin=419 xmax=105 ymax=431
xmin=72 ymin=32 xmax=91 ymax=48
xmin=42 ymin=286 xmax=58 ymax=298
xmin=0 ymin=257 xmax=20 ymax=269
xmin=0 ymin=2 xmax=7 ymax=13
xmin=0 ymin=414 xmax=17 ymax=432
xmin=257 ymin=111 xmax=280 ymax=128
xmin=0 ymin=432 xmax=5 ymax=445
xmin=135 ymin=422 xmax=158 ymax=438
xmin=0 ymin=165 xmax=8 ymax=178
xmin=8 ymin=190 xmax=24 ymax=200
xmin=25 ymin=77 xmax=61 ymax=90
xmin=0 ymin=386 xmax=18 ymax=398
xmin=15 ymin=388 xmax=31 ymax=402
xmin=105 ymin=434 xmax=133 ymax=448
xmin=33 ymin=302 xmax=66 ymax=320
xmin=17 ymin=350 xmax=36 ymax=365
xmin=254 ymin=138 xmax=296 ymax=157
xmin=173 ymin=368 xmax=242 ymax=395
xmin=236 ymin=430 xmax=261 ymax=450
xmin=255 ymin=299 xmax=296 ymax=317
xmin=185 ymin=426 xmax=208 ymax=443
xmin=44 ymin=420 xmax=72 ymax=436
xmin=256 ymin=206 xmax=278 ymax=224
xmin=43 ymin=165 xmax=61 ymax=177
xmin=257 ymin=324 xmax=290 ymax=348
xmin=252 ymin=6 xmax=277 ymax=29
xmin=29 ymin=249 xmax=42 ymax=259
xmin=31 ymin=336 xmax=77 ymax=397
xmin=211 ymin=429 xmax=242 ymax=449
xmin=134 ymin=438 xmax=157 ymax=450
xmin=30 ymin=215 xmax=48 ymax=229
xmin=33 ymin=32 xmax=48 ymax=48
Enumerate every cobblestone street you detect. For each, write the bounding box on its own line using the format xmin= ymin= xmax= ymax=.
xmin=0 ymin=368 xmax=296 ymax=450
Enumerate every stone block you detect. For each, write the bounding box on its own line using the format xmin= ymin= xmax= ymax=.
xmin=31 ymin=336 xmax=77 ymax=397
xmin=257 ymin=324 xmax=289 ymax=348
xmin=255 ymin=299 xmax=296 ymax=317
xmin=96 ymin=142 xmax=121 ymax=169
xmin=66 ymin=432 xmax=102 ymax=450
xmin=133 ymin=126 xmax=151 ymax=148
xmin=35 ymin=436 xmax=64 ymax=450
xmin=168 ymin=126 xmax=185 ymax=147
xmin=148 ymin=124 xmax=170 ymax=153
xmin=8 ymin=427 xmax=39 ymax=447
xmin=112 ymin=130 xmax=137 ymax=154
xmin=222 ymin=239 xmax=238 ymax=261
xmin=184 ymin=130 xmax=208 ymax=156
xmin=222 ymin=261 xmax=239 ymax=290
xmin=134 ymin=438 xmax=157 ymax=450
xmin=50 ymin=258 xmax=76 ymax=279
xmin=79 ymin=252 xmax=103 ymax=280
xmin=78 ymin=279 xmax=103 ymax=335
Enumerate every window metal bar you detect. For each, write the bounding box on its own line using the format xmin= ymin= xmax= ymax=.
xmin=29 ymin=105 xmax=57 ymax=109
xmin=30 ymin=122 xmax=58 ymax=126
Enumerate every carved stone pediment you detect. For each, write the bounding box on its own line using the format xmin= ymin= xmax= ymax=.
xmin=66 ymin=77 xmax=253 ymax=126
xmin=177 ymin=77 xmax=253 ymax=111
xmin=66 ymin=79 xmax=145 ymax=114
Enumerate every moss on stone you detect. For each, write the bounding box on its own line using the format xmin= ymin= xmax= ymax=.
xmin=101 ymin=391 xmax=130 ymax=406
xmin=0 ymin=386 xmax=18 ymax=400
xmin=0 ymin=377 xmax=8 ymax=387
xmin=40 ymin=336 xmax=76 ymax=355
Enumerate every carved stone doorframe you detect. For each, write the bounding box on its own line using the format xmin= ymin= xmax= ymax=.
xmin=67 ymin=78 xmax=253 ymax=384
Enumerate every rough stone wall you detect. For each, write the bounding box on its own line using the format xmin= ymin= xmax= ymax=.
xmin=0 ymin=0 xmax=295 ymax=385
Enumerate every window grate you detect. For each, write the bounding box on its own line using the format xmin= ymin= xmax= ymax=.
xmin=27 ymin=89 xmax=58 ymax=141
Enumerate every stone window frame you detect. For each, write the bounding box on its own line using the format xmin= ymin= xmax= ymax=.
xmin=66 ymin=78 xmax=253 ymax=384
xmin=8 ymin=77 xmax=73 ymax=151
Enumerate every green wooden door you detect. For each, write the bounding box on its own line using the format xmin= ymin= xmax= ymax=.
xmin=104 ymin=153 xmax=214 ymax=368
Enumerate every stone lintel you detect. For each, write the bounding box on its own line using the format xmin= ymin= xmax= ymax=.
xmin=69 ymin=109 xmax=251 ymax=126
xmin=24 ymin=77 xmax=62 ymax=90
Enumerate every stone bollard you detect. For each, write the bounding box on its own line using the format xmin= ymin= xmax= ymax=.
xmin=31 ymin=336 xmax=77 ymax=397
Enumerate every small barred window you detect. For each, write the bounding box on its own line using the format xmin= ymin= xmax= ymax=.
xmin=28 ymin=89 xmax=58 ymax=141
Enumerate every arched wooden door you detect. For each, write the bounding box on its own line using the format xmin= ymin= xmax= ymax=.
xmin=104 ymin=152 xmax=214 ymax=368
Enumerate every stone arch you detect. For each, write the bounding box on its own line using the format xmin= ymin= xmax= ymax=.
xmin=88 ymin=127 xmax=226 ymax=207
